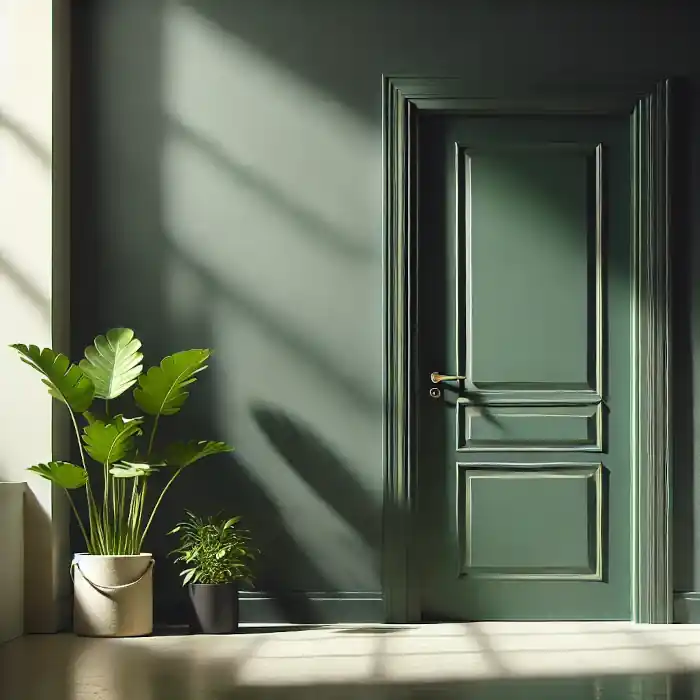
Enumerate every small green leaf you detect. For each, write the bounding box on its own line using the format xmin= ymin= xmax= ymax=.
xmin=133 ymin=349 xmax=210 ymax=418
xmin=110 ymin=461 xmax=159 ymax=478
xmin=82 ymin=415 xmax=144 ymax=464
xmin=167 ymin=510 xmax=255 ymax=585
xmin=163 ymin=440 xmax=234 ymax=468
xmin=11 ymin=344 xmax=94 ymax=413
xmin=182 ymin=569 xmax=195 ymax=585
xmin=28 ymin=461 xmax=88 ymax=489
xmin=79 ymin=328 xmax=143 ymax=400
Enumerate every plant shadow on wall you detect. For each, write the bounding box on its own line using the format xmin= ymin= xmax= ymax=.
xmin=148 ymin=342 xmax=341 ymax=625
xmin=162 ymin=461 xmax=336 ymax=625
xmin=251 ymin=403 xmax=381 ymax=550
xmin=147 ymin=231 xmax=381 ymax=623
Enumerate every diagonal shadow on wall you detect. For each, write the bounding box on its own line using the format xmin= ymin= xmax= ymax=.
xmin=0 ymin=252 xmax=50 ymax=321
xmin=168 ymin=118 xmax=372 ymax=261
xmin=0 ymin=111 xmax=51 ymax=167
xmin=164 ymin=238 xmax=380 ymax=414
xmin=252 ymin=402 xmax=381 ymax=549
xmin=0 ymin=112 xmax=51 ymax=321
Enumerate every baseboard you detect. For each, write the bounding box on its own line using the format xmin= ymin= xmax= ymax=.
xmin=673 ymin=592 xmax=700 ymax=623
xmin=156 ymin=590 xmax=384 ymax=626
xmin=238 ymin=591 xmax=384 ymax=624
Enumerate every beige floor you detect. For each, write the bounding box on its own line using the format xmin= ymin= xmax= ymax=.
xmin=2 ymin=622 xmax=700 ymax=699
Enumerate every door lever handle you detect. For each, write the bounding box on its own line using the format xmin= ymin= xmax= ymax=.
xmin=430 ymin=372 xmax=466 ymax=384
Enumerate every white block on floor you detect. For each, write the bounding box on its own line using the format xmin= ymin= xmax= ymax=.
xmin=0 ymin=482 xmax=24 ymax=643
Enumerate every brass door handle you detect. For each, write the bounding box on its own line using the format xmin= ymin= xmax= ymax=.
xmin=430 ymin=372 xmax=466 ymax=384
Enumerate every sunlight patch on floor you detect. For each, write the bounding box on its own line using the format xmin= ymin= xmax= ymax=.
xmin=3 ymin=622 xmax=700 ymax=699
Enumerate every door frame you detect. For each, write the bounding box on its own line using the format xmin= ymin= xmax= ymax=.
xmin=382 ymin=76 xmax=675 ymax=624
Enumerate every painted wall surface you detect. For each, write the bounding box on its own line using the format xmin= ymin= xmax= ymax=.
xmin=0 ymin=483 xmax=24 ymax=642
xmin=0 ymin=0 xmax=71 ymax=632
xmin=71 ymin=0 xmax=700 ymax=622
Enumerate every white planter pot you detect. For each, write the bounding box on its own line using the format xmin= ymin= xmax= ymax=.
xmin=72 ymin=553 xmax=154 ymax=637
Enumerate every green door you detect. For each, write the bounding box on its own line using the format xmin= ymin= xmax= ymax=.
xmin=417 ymin=113 xmax=632 ymax=621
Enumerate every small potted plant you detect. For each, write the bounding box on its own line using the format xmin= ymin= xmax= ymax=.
xmin=168 ymin=510 xmax=257 ymax=634
xmin=10 ymin=328 xmax=233 ymax=637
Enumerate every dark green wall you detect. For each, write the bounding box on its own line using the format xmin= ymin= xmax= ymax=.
xmin=70 ymin=0 xmax=700 ymax=623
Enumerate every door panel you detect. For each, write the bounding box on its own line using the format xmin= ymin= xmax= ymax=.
xmin=417 ymin=114 xmax=631 ymax=621
xmin=459 ymin=403 xmax=601 ymax=451
xmin=464 ymin=145 xmax=598 ymax=392
xmin=457 ymin=464 xmax=603 ymax=579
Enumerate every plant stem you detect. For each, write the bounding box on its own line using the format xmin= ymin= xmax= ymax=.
xmin=68 ymin=407 xmax=105 ymax=553
xmin=105 ymin=462 xmax=112 ymax=549
xmin=112 ymin=476 xmax=119 ymax=553
xmin=114 ymin=477 xmax=120 ymax=553
xmin=136 ymin=479 xmax=147 ymax=552
xmin=127 ymin=477 xmax=139 ymax=553
xmin=64 ymin=490 xmax=89 ymax=551
xmin=88 ymin=487 xmax=106 ymax=553
xmin=118 ymin=476 xmax=127 ymax=552
xmin=139 ymin=467 xmax=182 ymax=551
xmin=68 ymin=407 xmax=87 ymax=473
xmin=146 ymin=415 xmax=160 ymax=458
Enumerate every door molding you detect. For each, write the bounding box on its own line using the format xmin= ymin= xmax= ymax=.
xmin=382 ymin=76 xmax=674 ymax=623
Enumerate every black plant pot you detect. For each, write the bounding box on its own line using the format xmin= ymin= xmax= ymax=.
xmin=188 ymin=583 xmax=239 ymax=634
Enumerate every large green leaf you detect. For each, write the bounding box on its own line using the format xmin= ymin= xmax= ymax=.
xmin=164 ymin=440 xmax=234 ymax=468
xmin=82 ymin=415 xmax=144 ymax=464
xmin=133 ymin=349 xmax=210 ymax=417
xmin=27 ymin=461 xmax=88 ymax=489
xmin=11 ymin=344 xmax=94 ymax=413
xmin=109 ymin=461 xmax=160 ymax=478
xmin=79 ymin=328 xmax=143 ymax=400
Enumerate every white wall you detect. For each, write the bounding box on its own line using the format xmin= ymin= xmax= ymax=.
xmin=0 ymin=0 xmax=70 ymax=633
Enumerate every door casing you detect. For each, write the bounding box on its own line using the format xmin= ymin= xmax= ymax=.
xmin=381 ymin=76 xmax=675 ymax=624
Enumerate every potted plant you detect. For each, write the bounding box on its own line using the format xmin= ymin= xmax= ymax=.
xmin=10 ymin=328 xmax=233 ymax=637
xmin=168 ymin=510 xmax=256 ymax=634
